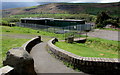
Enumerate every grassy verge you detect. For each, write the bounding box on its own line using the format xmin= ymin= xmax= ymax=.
xmin=55 ymin=37 xmax=119 ymax=58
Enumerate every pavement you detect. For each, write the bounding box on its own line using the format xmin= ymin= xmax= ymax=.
xmin=30 ymin=42 xmax=89 ymax=74
xmin=30 ymin=42 xmax=78 ymax=73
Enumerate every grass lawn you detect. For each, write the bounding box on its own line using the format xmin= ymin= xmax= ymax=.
xmin=0 ymin=36 xmax=29 ymax=67
xmin=55 ymin=37 xmax=119 ymax=58
xmin=2 ymin=26 xmax=65 ymax=40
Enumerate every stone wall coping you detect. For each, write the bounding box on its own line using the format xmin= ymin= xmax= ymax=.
xmin=48 ymin=38 xmax=120 ymax=63
xmin=22 ymin=36 xmax=40 ymax=51
xmin=0 ymin=65 xmax=14 ymax=75
xmin=21 ymin=36 xmax=41 ymax=53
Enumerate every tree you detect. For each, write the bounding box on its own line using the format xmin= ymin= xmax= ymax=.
xmin=96 ymin=11 xmax=111 ymax=25
xmin=96 ymin=11 xmax=120 ymax=28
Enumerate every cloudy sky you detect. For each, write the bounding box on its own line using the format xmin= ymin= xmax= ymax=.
xmin=2 ymin=0 xmax=120 ymax=3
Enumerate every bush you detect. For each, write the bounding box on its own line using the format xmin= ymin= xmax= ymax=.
xmin=1 ymin=18 xmax=19 ymax=26
xmin=103 ymin=19 xmax=119 ymax=27
xmin=96 ymin=24 xmax=105 ymax=28
xmin=96 ymin=11 xmax=119 ymax=28
xmin=1 ymin=20 xmax=9 ymax=25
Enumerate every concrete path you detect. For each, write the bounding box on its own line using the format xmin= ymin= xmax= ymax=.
xmin=87 ymin=29 xmax=119 ymax=41
xmin=30 ymin=42 xmax=77 ymax=73
xmin=30 ymin=42 xmax=89 ymax=74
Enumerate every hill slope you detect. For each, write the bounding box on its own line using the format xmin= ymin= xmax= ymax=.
xmin=2 ymin=2 xmax=120 ymax=17
xmin=1 ymin=2 xmax=40 ymax=10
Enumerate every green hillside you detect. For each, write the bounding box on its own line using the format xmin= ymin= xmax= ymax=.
xmin=1 ymin=2 xmax=120 ymax=26
xmin=2 ymin=2 xmax=120 ymax=17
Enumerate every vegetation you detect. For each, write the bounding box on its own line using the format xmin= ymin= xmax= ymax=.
xmin=0 ymin=36 xmax=29 ymax=67
xmin=2 ymin=26 xmax=65 ymax=67
xmin=3 ymin=2 xmax=120 ymax=17
xmin=1 ymin=2 xmax=120 ymax=69
xmin=2 ymin=26 xmax=65 ymax=39
xmin=55 ymin=37 xmax=119 ymax=58
xmin=1 ymin=25 xmax=119 ymax=67
xmin=2 ymin=2 xmax=120 ymax=26
xmin=0 ymin=26 xmax=2 ymax=67
xmin=58 ymin=2 xmax=120 ymax=17
xmin=2 ymin=26 xmax=87 ymax=40
xmin=1 ymin=13 xmax=96 ymax=26
xmin=96 ymin=11 xmax=120 ymax=28
xmin=0 ymin=18 xmax=19 ymax=26
xmin=1 ymin=26 xmax=86 ymax=67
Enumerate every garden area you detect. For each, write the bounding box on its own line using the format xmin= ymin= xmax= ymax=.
xmin=55 ymin=37 xmax=119 ymax=58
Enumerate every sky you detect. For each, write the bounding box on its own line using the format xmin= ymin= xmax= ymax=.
xmin=2 ymin=0 xmax=120 ymax=3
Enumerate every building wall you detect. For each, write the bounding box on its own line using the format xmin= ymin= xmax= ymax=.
xmin=20 ymin=19 xmax=85 ymax=27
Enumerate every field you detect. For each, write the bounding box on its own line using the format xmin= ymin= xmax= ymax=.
xmin=55 ymin=37 xmax=119 ymax=58
xmin=2 ymin=26 xmax=65 ymax=39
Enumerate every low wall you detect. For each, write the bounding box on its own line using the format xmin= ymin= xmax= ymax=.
xmin=22 ymin=36 xmax=41 ymax=53
xmin=1 ymin=36 xmax=41 ymax=75
xmin=47 ymin=38 xmax=120 ymax=75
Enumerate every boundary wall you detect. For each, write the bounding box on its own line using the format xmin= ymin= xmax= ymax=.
xmin=47 ymin=38 xmax=120 ymax=75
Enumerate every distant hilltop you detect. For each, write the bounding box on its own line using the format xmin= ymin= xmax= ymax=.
xmin=1 ymin=2 xmax=41 ymax=10
xmin=2 ymin=2 xmax=120 ymax=17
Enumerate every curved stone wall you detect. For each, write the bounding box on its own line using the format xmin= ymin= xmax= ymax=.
xmin=22 ymin=36 xmax=41 ymax=53
xmin=1 ymin=36 xmax=41 ymax=75
xmin=47 ymin=38 xmax=120 ymax=75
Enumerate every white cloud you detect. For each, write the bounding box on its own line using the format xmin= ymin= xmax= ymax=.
xmin=2 ymin=0 xmax=120 ymax=3
xmin=100 ymin=0 xmax=120 ymax=3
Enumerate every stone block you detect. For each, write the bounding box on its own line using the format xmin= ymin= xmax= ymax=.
xmin=3 ymin=48 xmax=36 ymax=75
xmin=65 ymin=36 xmax=74 ymax=43
xmin=0 ymin=65 xmax=14 ymax=75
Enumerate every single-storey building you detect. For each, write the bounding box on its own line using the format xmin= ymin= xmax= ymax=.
xmin=20 ymin=18 xmax=85 ymax=27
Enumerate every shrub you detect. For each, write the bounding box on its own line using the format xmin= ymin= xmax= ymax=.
xmin=96 ymin=24 xmax=105 ymax=28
